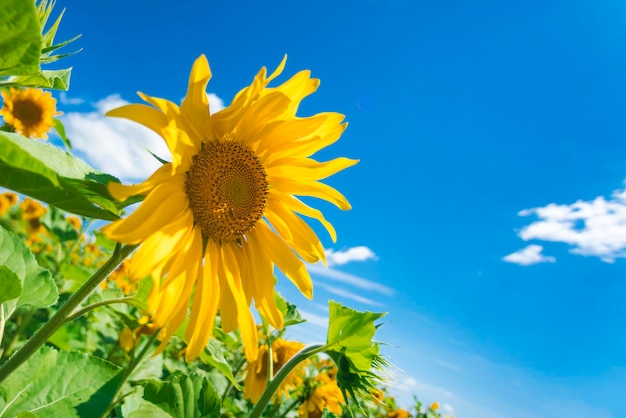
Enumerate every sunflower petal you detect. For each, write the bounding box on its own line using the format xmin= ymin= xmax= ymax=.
xmin=255 ymin=221 xmax=313 ymax=299
xmin=102 ymin=181 xmax=188 ymax=244
xmin=267 ymin=157 xmax=358 ymax=182
xmin=270 ymin=178 xmax=352 ymax=210
xmin=181 ymin=55 xmax=213 ymax=146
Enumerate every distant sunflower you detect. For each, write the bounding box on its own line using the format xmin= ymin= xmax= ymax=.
xmin=102 ymin=55 xmax=356 ymax=361
xmin=0 ymin=88 xmax=60 ymax=139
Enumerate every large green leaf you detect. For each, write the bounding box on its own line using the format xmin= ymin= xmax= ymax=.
xmin=0 ymin=0 xmax=42 ymax=77
xmin=0 ymin=346 xmax=122 ymax=417
xmin=0 ymin=266 xmax=21 ymax=305
xmin=0 ymin=225 xmax=57 ymax=321
xmin=122 ymin=374 xmax=220 ymax=418
xmin=325 ymin=301 xmax=387 ymax=402
xmin=0 ymin=131 xmax=122 ymax=220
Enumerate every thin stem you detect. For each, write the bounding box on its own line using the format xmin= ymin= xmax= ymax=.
xmin=276 ymin=397 xmax=301 ymax=418
xmin=0 ymin=243 xmax=137 ymax=385
xmin=221 ymin=354 xmax=246 ymax=401
xmin=63 ymin=297 xmax=145 ymax=325
xmin=249 ymin=343 xmax=326 ymax=418
xmin=101 ymin=331 xmax=158 ymax=418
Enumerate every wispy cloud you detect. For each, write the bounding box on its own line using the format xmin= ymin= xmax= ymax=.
xmin=308 ymin=262 xmax=394 ymax=296
xmin=298 ymin=309 xmax=328 ymax=328
xmin=58 ymin=92 xmax=85 ymax=105
xmin=325 ymin=246 xmax=378 ymax=266
xmin=62 ymin=93 xmax=225 ymax=183
xmin=315 ymin=282 xmax=383 ymax=306
xmin=503 ymin=244 xmax=556 ymax=266
xmin=508 ymin=181 xmax=626 ymax=263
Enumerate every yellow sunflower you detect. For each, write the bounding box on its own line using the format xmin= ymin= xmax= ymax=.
xmin=244 ymin=338 xmax=306 ymax=402
xmin=298 ymin=372 xmax=345 ymax=418
xmin=102 ymin=55 xmax=356 ymax=361
xmin=0 ymin=88 xmax=60 ymax=139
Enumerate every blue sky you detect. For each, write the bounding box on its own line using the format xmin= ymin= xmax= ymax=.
xmin=46 ymin=0 xmax=626 ymax=416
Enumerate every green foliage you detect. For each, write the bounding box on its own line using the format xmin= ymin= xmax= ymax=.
xmin=0 ymin=0 xmax=41 ymax=77
xmin=0 ymin=131 xmax=122 ymax=220
xmin=0 ymin=225 xmax=57 ymax=322
xmin=0 ymin=346 xmax=122 ymax=417
xmin=122 ymin=374 xmax=220 ymax=418
xmin=325 ymin=301 xmax=387 ymax=403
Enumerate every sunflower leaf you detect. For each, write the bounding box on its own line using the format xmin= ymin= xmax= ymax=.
xmin=324 ymin=301 xmax=388 ymax=404
xmin=0 ymin=346 xmax=122 ymax=418
xmin=275 ymin=291 xmax=306 ymax=327
xmin=199 ymin=339 xmax=241 ymax=390
xmin=0 ymin=265 xmax=22 ymax=305
xmin=0 ymin=68 xmax=72 ymax=90
xmin=122 ymin=374 xmax=220 ymax=418
xmin=0 ymin=0 xmax=42 ymax=77
xmin=0 ymin=225 xmax=57 ymax=322
xmin=0 ymin=131 xmax=121 ymax=220
xmin=53 ymin=118 xmax=72 ymax=149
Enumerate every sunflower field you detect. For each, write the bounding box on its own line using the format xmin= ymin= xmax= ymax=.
xmin=0 ymin=1 xmax=451 ymax=417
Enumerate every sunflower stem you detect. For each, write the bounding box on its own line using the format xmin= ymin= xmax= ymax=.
xmin=249 ymin=343 xmax=326 ymax=418
xmin=0 ymin=243 xmax=137 ymax=385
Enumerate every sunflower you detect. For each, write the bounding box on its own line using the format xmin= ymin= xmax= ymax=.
xmin=0 ymin=88 xmax=60 ymax=139
xmin=102 ymin=55 xmax=356 ymax=361
xmin=298 ymin=372 xmax=345 ymax=418
xmin=244 ymin=338 xmax=306 ymax=402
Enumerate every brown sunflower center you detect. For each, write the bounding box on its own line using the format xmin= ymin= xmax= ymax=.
xmin=13 ymin=99 xmax=43 ymax=126
xmin=186 ymin=139 xmax=268 ymax=242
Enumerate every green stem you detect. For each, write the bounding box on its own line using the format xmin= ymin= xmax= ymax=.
xmin=0 ymin=243 xmax=137 ymax=385
xmin=249 ymin=343 xmax=326 ymax=418
xmin=101 ymin=331 xmax=158 ymax=418
xmin=63 ymin=297 xmax=145 ymax=325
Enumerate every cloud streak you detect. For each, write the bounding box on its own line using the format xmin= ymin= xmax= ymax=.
xmin=308 ymin=262 xmax=394 ymax=296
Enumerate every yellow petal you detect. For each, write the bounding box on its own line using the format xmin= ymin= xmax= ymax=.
xmin=220 ymin=243 xmax=259 ymax=361
xmin=255 ymin=113 xmax=335 ymax=157
xmin=255 ymin=221 xmax=313 ymax=299
xmin=245 ymin=230 xmax=284 ymax=329
xmin=185 ymin=239 xmax=221 ymax=360
xmin=102 ymin=181 xmax=188 ymax=244
xmin=235 ymin=92 xmax=291 ymax=148
xmin=181 ymin=55 xmax=213 ymax=145
xmin=267 ymin=157 xmax=358 ymax=182
xmin=270 ymin=178 xmax=352 ymax=210
xmin=107 ymin=165 xmax=179 ymax=201
xmin=262 ymin=70 xmax=319 ymax=118
xmin=269 ymin=189 xmax=337 ymax=242
xmin=264 ymin=197 xmax=325 ymax=264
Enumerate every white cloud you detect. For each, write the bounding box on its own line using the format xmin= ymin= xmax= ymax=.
xmin=59 ymin=92 xmax=85 ymax=105
xmin=512 ymin=181 xmax=626 ymax=263
xmin=62 ymin=93 xmax=224 ymax=183
xmin=308 ymin=262 xmax=394 ymax=296
xmin=62 ymin=95 xmax=169 ymax=183
xmin=315 ymin=282 xmax=383 ymax=306
xmin=503 ymin=244 xmax=556 ymax=266
xmin=325 ymin=246 xmax=377 ymax=266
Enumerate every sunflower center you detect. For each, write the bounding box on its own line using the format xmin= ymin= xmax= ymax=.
xmin=12 ymin=99 xmax=43 ymax=126
xmin=186 ymin=140 xmax=268 ymax=242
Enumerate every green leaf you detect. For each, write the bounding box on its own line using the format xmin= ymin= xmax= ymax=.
xmin=0 ymin=346 xmax=123 ymax=418
xmin=0 ymin=225 xmax=57 ymax=321
xmin=58 ymin=262 xmax=92 ymax=294
xmin=199 ymin=339 xmax=240 ymax=390
xmin=93 ymin=230 xmax=117 ymax=252
xmin=0 ymin=68 xmax=72 ymax=90
xmin=40 ymin=205 xmax=78 ymax=241
xmin=275 ymin=291 xmax=306 ymax=327
xmin=122 ymin=374 xmax=220 ymax=418
xmin=53 ymin=118 xmax=71 ymax=149
xmin=325 ymin=301 xmax=387 ymax=402
xmin=0 ymin=131 xmax=121 ymax=220
xmin=0 ymin=0 xmax=42 ymax=77
xmin=0 ymin=265 xmax=22 ymax=305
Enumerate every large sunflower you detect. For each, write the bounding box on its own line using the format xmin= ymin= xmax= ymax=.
xmin=0 ymin=88 xmax=60 ymax=139
xmin=102 ymin=55 xmax=356 ymax=361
